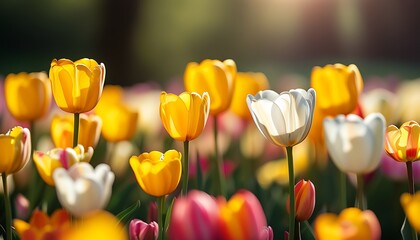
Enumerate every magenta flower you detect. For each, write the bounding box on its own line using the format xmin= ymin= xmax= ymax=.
xmin=169 ymin=190 xmax=220 ymax=240
xmin=129 ymin=219 xmax=158 ymax=240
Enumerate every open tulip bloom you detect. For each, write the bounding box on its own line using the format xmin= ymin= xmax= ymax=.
xmin=324 ymin=113 xmax=385 ymax=209
xmin=247 ymin=88 xmax=315 ymax=240
xmin=49 ymin=58 xmax=106 ymax=148
xmin=53 ymin=162 xmax=115 ymax=218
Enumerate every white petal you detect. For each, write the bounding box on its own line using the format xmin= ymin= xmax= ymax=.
xmin=363 ymin=113 xmax=386 ymax=172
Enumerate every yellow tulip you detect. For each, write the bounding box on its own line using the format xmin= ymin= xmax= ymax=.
xmin=401 ymin=191 xmax=420 ymax=233
xmin=130 ymin=150 xmax=182 ymax=197
xmin=94 ymin=84 xmax=124 ymax=117
xmin=184 ymin=59 xmax=236 ymax=115
xmin=311 ymin=63 xmax=363 ymax=116
xmin=230 ymin=72 xmax=269 ymax=120
xmin=51 ymin=114 xmax=102 ymax=149
xmin=100 ymin=104 xmax=138 ymax=142
xmin=314 ymin=208 xmax=381 ymax=240
xmin=49 ymin=58 xmax=106 ymax=113
xmin=385 ymin=121 xmax=420 ymax=162
xmin=33 ymin=145 xmax=93 ymax=186
xmin=4 ymin=72 xmax=51 ymax=122
xmin=0 ymin=126 xmax=31 ymax=174
xmin=160 ymin=91 xmax=210 ymax=142
xmin=63 ymin=211 xmax=128 ymax=240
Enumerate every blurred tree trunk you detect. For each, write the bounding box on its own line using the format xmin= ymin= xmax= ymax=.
xmin=97 ymin=0 xmax=142 ymax=86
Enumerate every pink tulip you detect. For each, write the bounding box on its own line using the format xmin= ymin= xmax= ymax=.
xmin=129 ymin=219 xmax=158 ymax=240
xmin=169 ymin=190 xmax=221 ymax=240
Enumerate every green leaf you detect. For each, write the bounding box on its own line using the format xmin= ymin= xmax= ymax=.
xmin=301 ymin=220 xmax=316 ymax=240
xmin=401 ymin=217 xmax=418 ymax=240
xmin=116 ymin=200 xmax=141 ymax=225
xmin=164 ymin=197 xmax=176 ymax=239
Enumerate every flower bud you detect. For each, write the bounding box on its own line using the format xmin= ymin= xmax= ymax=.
xmin=129 ymin=219 xmax=158 ymax=240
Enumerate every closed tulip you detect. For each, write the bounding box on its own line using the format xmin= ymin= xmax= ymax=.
xmin=160 ymin=91 xmax=210 ymax=142
xmin=385 ymin=121 xmax=420 ymax=162
xmin=247 ymin=88 xmax=316 ymax=147
xmin=311 ymin=63 xmax=363 ymax=116
xmin=0 ymin=126 xmax=31 ymax=174
xmin=314 ymin=208 xmax=381 ymax=240
xmin=130 ymin=150 xmax=181 ymax=197
xmin=33 ymin=145 xmax=93 ymax=186
xmin=51 ymin=114 xmax=102 ymax=149
xmin=169 ymin=190 xmax=220 ymax=240
xmin=100 ymin=103 xmax=138 ymax=142
xmin=219 ymin=190 xmax=269 ymax=240
xmin=230 ymin=72 xmax=269 ymax=120
xmin=287 ymin=179 xmax=316 ymax=221
xmin=4 ymin=72 xmax=51 ymax=122
xmin=184 ymin=59 xmax=236 ymax=115
xmin=323 ymin=113 xmax=385 ymax=174
xmin=49 ymin=58 xmax=106 ymax=113
xmin=53 ymin=162 xmax=115 ymax=217
xmin=130 ymin=219 xmax=158 ymax=240
xmin=401 ymin=191 xmax=420 ymax=233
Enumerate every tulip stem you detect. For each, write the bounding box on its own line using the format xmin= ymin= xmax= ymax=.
xmin=406 ymin=162 xmax=418 ymax=240
xmin=406 ymin=162 xmax=415 ymax=195
xmin=286 ymin=146 xmax=296 ymax=240
xmin=2 ymin=174 xmax=12 ymax=240
xmin=356 ymin=174 xmax=365 ymax=210
xmin=157 ymin=196 xmax=166 ymax=240
xmin=182 ymin=141 xmax=190 ymax=195
xmin=339 ymin=171 xmax=347 ymax=210
xmin=73 ymin=113 xmax=80 ymax=148
xmin=213 ymin=115 xmax=226 ymax=196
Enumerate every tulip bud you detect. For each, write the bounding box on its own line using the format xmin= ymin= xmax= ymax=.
xmin=295 ymin=179 xmax=316 ymax=221
xmin=129 ymin=219 xmax=158 ymax=240
xmin=287 ymin=179 xmax=316 ymax=221
xmin=169 ymin=190 xmax=220 ymax=240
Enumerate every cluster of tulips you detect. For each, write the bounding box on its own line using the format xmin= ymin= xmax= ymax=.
xmin=0 ymin=58 xmax=420 ymax=240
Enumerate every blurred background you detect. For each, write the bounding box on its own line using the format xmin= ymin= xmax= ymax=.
xmin=1 ymin=0 xmax=420 ymax=86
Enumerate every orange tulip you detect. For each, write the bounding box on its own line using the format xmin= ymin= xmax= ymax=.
xmin=14 ymin=209 xmax=71 ymax=240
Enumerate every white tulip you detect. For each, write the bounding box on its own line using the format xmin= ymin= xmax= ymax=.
xmin=247 ymin=88 xmax=316 ymax=147
xmin=53 ymin=162 xmax=115 ymax=217
xmin=323 ymin=113 xmax=385 ymax=174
